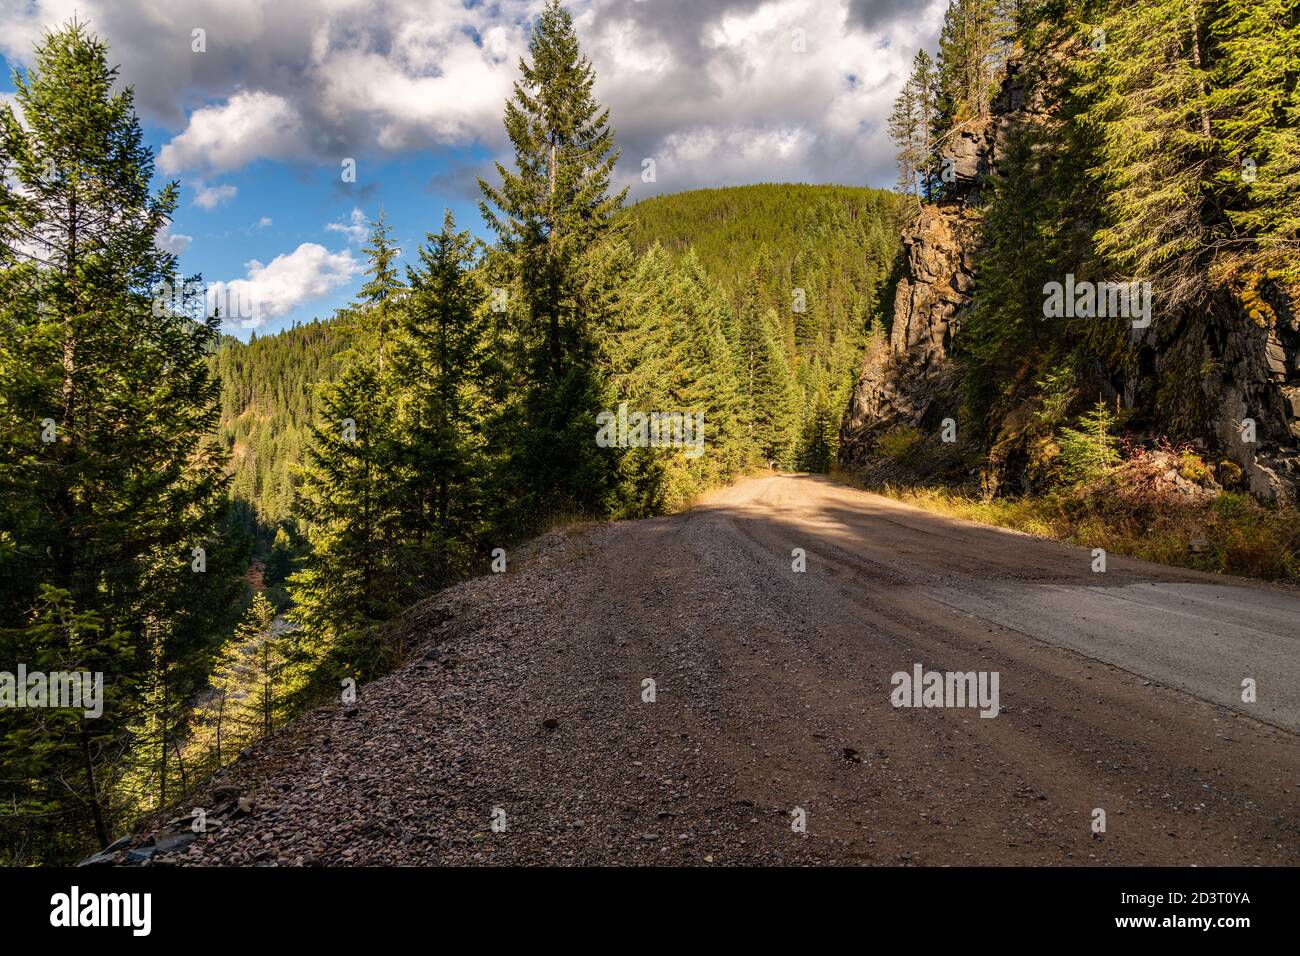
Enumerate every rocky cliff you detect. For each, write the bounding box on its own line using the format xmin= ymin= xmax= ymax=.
xmin=837 ymin=201 xmax=977 ymax=467
xmin=838 ymin=64 xmax=1023 ymax=479
xmin=840 ymin=62 xmax=1300 ymax=501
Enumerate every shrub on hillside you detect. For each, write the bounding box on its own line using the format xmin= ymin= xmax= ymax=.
xmin=877 ymin=425 xmax=924 ymax=460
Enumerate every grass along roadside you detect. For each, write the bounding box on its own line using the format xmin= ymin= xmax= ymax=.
xmin=830 ymin=465 xmax=1300 ymax=584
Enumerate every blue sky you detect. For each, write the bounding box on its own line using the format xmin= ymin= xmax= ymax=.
xmin=0 ymin=1 xmax=945 ymax=340
xmin=1 ymin=49 xmax=496 ymax=338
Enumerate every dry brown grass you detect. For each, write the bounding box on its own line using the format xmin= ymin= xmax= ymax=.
xmin=833 ymin=464 xmax=1300 ymax=583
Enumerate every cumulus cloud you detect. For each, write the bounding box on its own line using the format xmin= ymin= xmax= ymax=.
xmin=207 ymin=243 xmax=360 ymax=329
xmin=255 ymin=216 xmax=272 ymax=229
xmin=0 ymin=0 xmax=529 ymax=175
xmin=0 ymin=0 xmax=946 ymax=192
xmin=581 ymin=0 xmax=948 ymax=193
xmin=326 ymin=208 xmax=369 ymax=244
xmin=161 ymin=91 xmax=308 ymax=175
xmin=154 ymin=223 xmax=193 ymax=255
xmin=192 ymin=182 xmax=237 ymax=210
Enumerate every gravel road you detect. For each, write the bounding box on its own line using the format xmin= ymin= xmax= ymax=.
xmin=147 ymin=474 xmax=1300 ymax=866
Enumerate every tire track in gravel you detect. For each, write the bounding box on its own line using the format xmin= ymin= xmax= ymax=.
xmin=142 ymin=474 xmax=1300 ymax=866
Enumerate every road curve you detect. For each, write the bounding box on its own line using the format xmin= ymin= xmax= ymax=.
xmin=707 ymin=474 xmax=1300 ymax=734
xmin=140 ymin=474 xmax=1300 ymax=866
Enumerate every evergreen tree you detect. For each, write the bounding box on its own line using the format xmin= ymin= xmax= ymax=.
xmin=358 ymin=211 xmax=403 ymax=372
xmin=607 ymin=244 xmax=678 ymax=512
xmin=935 ymin=0 xmax=1003 ymax=136
xmin=1210 ymin=0 xmax=1300 ymax=297
xmin=478 ymin=0 xmax=628 ymax=525
xmin=390 ymin=210 xmax=489 ymax=594
xmin=0 ymin=588 xmax=128 ymax=863
xmin=0 ymin=22 xmax=241 ymax=860
xmin=288 ymin=220 xmax=404 ymax=687
xmin=891 ymin=49 xmax=943 ymax=204
xmin=606 ymin=245 xmax=746 ymax=509
xmin=733 ymin=304 xmax=800 ymax=468
xmin=668 ymin=252 xmax=745 ymax=487
xmin=1058 ymin=398 xmax=1122 ymax=482
xmin=264 ymin=527 xmax=294 ymax=586
xmin=913 ymin=50 xmax=941 ymax=197
xmin=961 ymin=112 xmax=1063 ymax=408
xmin=889 ymin=80 xmax=923 ymax=203
xmin=1074 ymin=0 xmax=1218 ymax=309
xmin=207 ymin=592 xmax=286 ymax=761
xmin=801 ymin=384 xmax=836 ymax=473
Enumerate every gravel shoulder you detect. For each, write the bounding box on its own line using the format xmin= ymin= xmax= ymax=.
xmin=122 ymin=474 xmax=1300 ymax=866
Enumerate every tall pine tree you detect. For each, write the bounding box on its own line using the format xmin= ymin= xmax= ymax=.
xmin=733 ymin=302 xmax=801 ymax=469
xmin=390 ymin=210 xmax=489 ymax=594
xmin=0 ymin=22 xmax=241 ymax=860
xmin=478 ymin=0 xmax=628 ymax=526
xmin=1074 ymin=0 xmax=1219 ymax=309
xmin=1210 ymin=0 xmax=1300 ymax=298
xmin=288 ymin=215 xmax=403 ymax=687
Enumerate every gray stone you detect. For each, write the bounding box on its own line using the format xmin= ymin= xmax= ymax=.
xmin=153 ymin=831 xmax=198 ymax=854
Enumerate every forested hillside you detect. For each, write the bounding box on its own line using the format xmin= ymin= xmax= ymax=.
xmin=212 ymin=320 xmax=350 ymax=542
xmin=215 ymin=183 xmax=901 ymax=545
xmin=625 ymin=184 xmax=897 ymax=321
xmin=626 ymin=185 xmax=901 ymax=471
xmin=843 ymin=0 xmax=1300 ymax=577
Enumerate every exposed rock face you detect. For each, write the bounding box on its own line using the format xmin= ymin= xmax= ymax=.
xmin=840 ymin=61 xmax=1300 ymax=501
xmin=839 ymin=65 xmax=1032 ymax=473
xmin=891 ymin=205 xmax=978 ymax=363
xmin=838 ymin=202 xmax=976 ymax=466
xmin=1161 ymin=297 xmax=1300 ymax=500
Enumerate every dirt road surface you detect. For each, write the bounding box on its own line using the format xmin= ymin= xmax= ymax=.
xmin=149 ymin=475 xmax=1300 ymax=866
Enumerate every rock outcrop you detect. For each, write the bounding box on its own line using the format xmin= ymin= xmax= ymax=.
xmin=1196 ymin=298 xmax=1300 ymax=500
xmin=839 ymin=63 xmax=1036 ymax=473
xmin=840 ymin=60 xmax=1300 ymax=501
xmin=838 ymin=202 xmax=977 ymax=467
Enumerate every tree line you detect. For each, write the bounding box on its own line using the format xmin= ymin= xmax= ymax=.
xmin=216 ymin=183 xmax=901 ymax=556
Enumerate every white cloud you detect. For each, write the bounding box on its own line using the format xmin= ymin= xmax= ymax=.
xmin=255 ymin=216 xmax=272 ymax=229
xmin=160 ymin=91 xmax=308 ymax=175
xmin=154 ymin=223 xmax=193 ymax=255
xmin=207 ymin=242 xmax=360 ymax=329
xmin=326 ymin=207 xmax=368 ymax=244
xmin=638 ymin=125 xmax=817 ymax=192
xmin=192 ymin=182 xmax=237 ymax=210
xmin=0 ymin=0 xmax=946 ymax=190
xmin=582 ymin=0 xmax=948 ymax=193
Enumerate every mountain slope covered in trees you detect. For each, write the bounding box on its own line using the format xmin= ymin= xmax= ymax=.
xmin=212 ymin=320 xmax=350 ymax=543
xmin=215 ymin=183 xmax=901 ymax=545
xmin=626 ymin=184 xmax=902 ymax=471
xmin=843 ymin=0 xmax=1300 ymax=577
